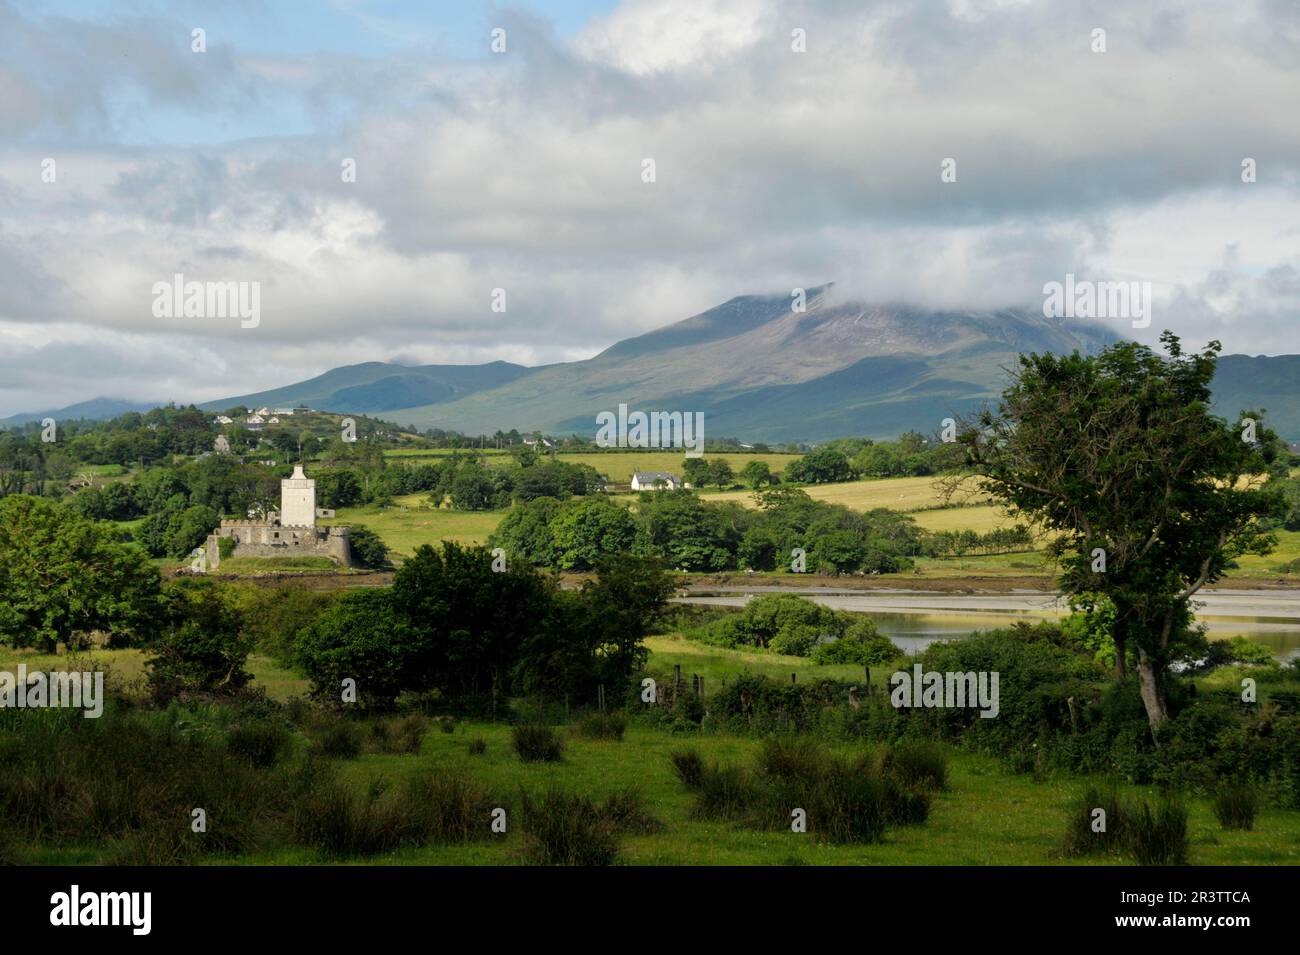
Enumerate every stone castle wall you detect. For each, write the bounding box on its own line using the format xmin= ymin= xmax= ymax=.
xmin=205 ymin=522 xmax=351 ymax=570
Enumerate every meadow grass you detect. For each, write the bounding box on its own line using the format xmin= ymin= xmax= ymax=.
xmin=229 ymin=724 xmax=1300 ymax=866
xmin=216 ymin=556 xmax=340 ymax=574
xmin=327 ymin=496 xmax=507 ymax=554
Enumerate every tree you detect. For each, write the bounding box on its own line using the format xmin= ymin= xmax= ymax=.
xmin=347 ymin=525 xmax=390 ymax=569
xmin=706 ymin=458 xmax=734 ymax=488
xmin=681 ymin=457 xmax=710 ymax=488
xmin=785 ymin=447 xmax=854 ymax=484
xmin=550 ymin=497 xmax=637 ymax=570
xmin=957 ymin=334 xmax=1284 ymax=730
xmin=296 ymin=588 xmax=419 ymax=708
xmin=146 ymin=580 xmax=253 ymax=703
xmin=0 ymin=495 xmax=165 ymax=651
xmin=739 ymin=460 xmax=772 ymax=490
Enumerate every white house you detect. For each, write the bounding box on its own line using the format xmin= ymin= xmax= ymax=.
xmin=631 ymin=471 xmax=681 ymax=491
xmin=268 ymin=416 xmax=280 ymax=424
xmin=273 ymin=408 xmax=295 ymax=416
xmin=213 ymin=415 xmax=233 ymax=425
xmin=246 ymin=414 xmax=264 ymax=425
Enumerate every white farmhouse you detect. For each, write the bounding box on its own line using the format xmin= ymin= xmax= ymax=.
xmin=631 ymin=471 xmax=681 ymax=491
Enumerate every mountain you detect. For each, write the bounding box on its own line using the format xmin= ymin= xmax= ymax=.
xmin=1210 ymin=355 xmax=1300 ymax=437
xmin=0 ymin=397 xmax=160 ymax=427
xmin=198 ymin=288 xmax=1300 ymax=442
xmin=201 ymin=360 xmax=535 ymax=417
xmin=378 ymin=287 xmax=1125 ymax=442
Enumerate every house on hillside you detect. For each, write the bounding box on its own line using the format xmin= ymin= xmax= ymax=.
xmin=246 ymin=414 xmax=264 ymax=425
xmin=273 ymin=408 xmax=295 ymax=416
xmin=213 ymin=415 xmax=233 ymax=425
xmin=631 ymin=471 xmax=681 ymax=491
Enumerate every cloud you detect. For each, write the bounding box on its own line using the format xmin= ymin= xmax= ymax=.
xmin=0 ymin=0 xmax=1299 ymax=413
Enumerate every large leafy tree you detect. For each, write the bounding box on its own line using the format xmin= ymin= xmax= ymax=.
xmin=0 ymin=495 xmax=165 ymax=651
xmin=957 ymin=334 xmax=1284 ymax=729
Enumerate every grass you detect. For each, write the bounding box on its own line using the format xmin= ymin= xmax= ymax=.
xmin=252 ymin=722 xmax=1300 ymax=866
xmin=216 ymin=556 xmax=340 ymax=574
xmin=643 ymin=634 xmax=878 ymax=687
xmin=326 ymin=495 xmax=506 ymax=556
xmin=0 ymin=647 xmax=308 ymax=701
xmin=699 ymin=475 xmax=985 ymax=511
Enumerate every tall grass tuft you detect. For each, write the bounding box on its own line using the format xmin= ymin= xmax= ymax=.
xmin=575 ymin=711 xmax=627 ymax=741
xmin=1129 ymin=796 xmax=1189 ymax=865
xmin=1059 ymin=786 xmax=1129 ymax=857
xmin=518 ymin=790 xmax=620 ymax=865
xmin=1212 ymin=783 xmax=1258 ymax=831
xmin=669 ymin=749 xmax=706 ymax=789
xmin=512 ymin=724 xmax=565 ymax=762
xmin=882 ymin=741 xmax=948 ymax=791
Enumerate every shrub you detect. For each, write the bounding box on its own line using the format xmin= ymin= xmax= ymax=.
xmin=518 ymin=790 xmax=620 ymax=865
xmin=690 ymin=763 xmax=757 ymax=820
xmin=797 ymin=757 xmax=890 ymax=843
xmin=314 ymin=716 xmax=364 ymax=759
xmin=1129 ymin=796 xmax=1189 ymax=865
xmin=467 ymin=737 xmax=488 ymax=756
xmin=599 ymin=788 xmax=664 ymax=834
xmin=225 ymin=720 xmax=292 ymax=768
xmin=669 ymin=749 xmax=706 ymax=789
xmin=575 ymin=711 xmax=626 ymax=741
xmin=370 ymin=714 xmax=429 ymax=754
xmin=439 ymin=718 xmax=457 ymax=734
xmin=882 ymin=741 xmax=948 ymax=791
xmin=512 ymin=724 xmax=565 ymax=762
xmin=1212 ymin=782 xmax=1258 ymax=831
xmin=1060 ymin=786 xmax=1129 ymax=857
xmin=758 ymin=736 xmax=825 ymax=783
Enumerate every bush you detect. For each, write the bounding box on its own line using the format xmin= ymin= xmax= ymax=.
xmin=599 ymin=788 xmax=664 ymax=835
xmin=1060 ymin=786 xmax=1129 ymax=857
xmin=758 ymin=736 xmax=825 ymax=783
xmin=669 ymin=749 xmax=706 ymax=789
xmin=518 ymin=790 xmax=620 ymax=865
xmin=225 ymin=720 xmax=292 ymax=768
xmin=293 ymin=771 xmax=499 ymax=858
xmin=689 ymin=764 xmax=757 ymax=820
xmin=512 ymin=724 xmax=566 ymax=763
xmin=467 ymin=737 xmax=488 ymax=756
xmin=797 ymin=757 xmax=891 ymax=843
xmin=1212 ymin=782 xmax=1258 ymax=831
xmin=440 ymin=718 xmax=457 ymax=734
xmin=882 ymin=741 xmax=948 ymax=791
xmin=575 ymin=711 xmax=626 ymax=741
xmin=314 ymin=716 xmax=364 ymax=759
xmin=347 ymin=525 xmax=390 ymax=569
xmin=1129 ymin=796 xmax=1189 ymax=865
xmin=369 ymin=714 xmax=429 ymax=755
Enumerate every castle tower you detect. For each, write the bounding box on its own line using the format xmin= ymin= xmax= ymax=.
xmin=280 ymin=464 xmax=317 ymax=528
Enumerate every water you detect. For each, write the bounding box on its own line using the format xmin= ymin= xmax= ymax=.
xmin=675 ymin=594 xmax=1300 ymax=663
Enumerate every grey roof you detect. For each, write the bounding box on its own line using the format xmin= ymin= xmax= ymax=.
xmin=633 ymin=471 xmax=679 ymax=481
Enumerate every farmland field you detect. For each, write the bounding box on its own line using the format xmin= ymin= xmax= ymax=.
xmin=327 ymin=494 xmax=505 ymax=555
xmin=384 ymin=448 xmax=802 ymax=485
xmin=699 ymin=475 xmax=987 ymax=511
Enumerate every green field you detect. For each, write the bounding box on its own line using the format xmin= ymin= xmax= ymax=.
xmin=328 ymin=494 xmax=506 ymax=555
xmin=383 ymin=448 xmax=802 ymax=485
xmin=10 ymin=642 xmax=1297 ymax=865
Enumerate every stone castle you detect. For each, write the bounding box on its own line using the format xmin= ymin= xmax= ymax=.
xmin=205 ymin=464 xmax=351 ymax=569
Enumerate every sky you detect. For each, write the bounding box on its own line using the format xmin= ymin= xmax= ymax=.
xmin=1 ymin=0 xmax=1299 ymax=415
